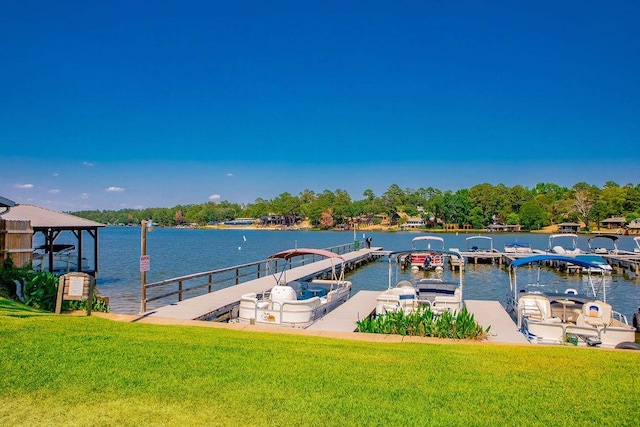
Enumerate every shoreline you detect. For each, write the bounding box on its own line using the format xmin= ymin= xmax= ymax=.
xmin=198 ymin=224 xmax=630 ymax=235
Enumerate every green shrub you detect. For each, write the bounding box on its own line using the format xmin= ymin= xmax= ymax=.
xmin=65 ymin=293 xmax=110 ymax=313
xmin=0 ymin=259 xmax=109 ymax=313
xmin=357 ymin=306 xmax=490 ymax=339
xmin=0 ymin=257 xmax=31 ymax=299
xmin=23 ymin=271 xmax=59 ymax=311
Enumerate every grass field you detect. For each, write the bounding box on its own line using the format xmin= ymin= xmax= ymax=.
xmin=1 ymin=297 xmax=638 ymax=426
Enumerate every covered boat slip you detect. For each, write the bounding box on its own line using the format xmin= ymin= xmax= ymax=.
xmin=144 ymin=247 xmax=382 ymax=321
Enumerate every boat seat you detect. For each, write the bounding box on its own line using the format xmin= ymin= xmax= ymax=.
xmin=579 ymin=300 xmax=612 ymax=327
xmin=432 ymin=296 xmax=460 ymax=314
xmin=518 ymin=294 xmax=561 ymax=323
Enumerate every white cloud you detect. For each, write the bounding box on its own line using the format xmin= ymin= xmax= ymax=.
xmin=209 ymin=194 xmax=221 ymax=201
xmin=226 ymin=173 xmax=233 ymax=177
xmin=49 ymin=189 xmax=60 ymax=194
xmin=106 ymin=186 xmax=125 ymax=192
xmin=83 ymin=161 xmax=95 ymax=167
xmin=14 ymin=183 xmax=34 ymax=189
xmin=80 ymin=193 xmax=89 ymax=199
xmin=52 ymin=172 xmax=59 ymax=177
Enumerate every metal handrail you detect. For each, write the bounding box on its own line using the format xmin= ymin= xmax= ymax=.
xmin=141 ymin=241 xmax=361 ymax=312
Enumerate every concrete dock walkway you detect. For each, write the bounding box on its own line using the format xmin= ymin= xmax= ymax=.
xmin=307 ymin=290 xmax=379 ymax=332
xmin=465 ymin=299 xmax=530 ymax=344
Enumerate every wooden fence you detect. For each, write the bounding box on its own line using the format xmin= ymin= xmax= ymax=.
xmin=0 ymin=219 xmax=33 ymax=268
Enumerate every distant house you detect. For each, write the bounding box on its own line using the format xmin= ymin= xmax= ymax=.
xmin=400 ymin=217 xmax=425 ymax=230
xmin=600 ymin=217 xmax=626 ymax=229
xmin=261 ymin=215 xmax=283 ymax=225
xmin=627 ymin=218 xmax=640 ymax=233
xmin=487 ymin=224 xmax=521 ymax=232
xmin=558 ymin=222 xmax=581 ymax=233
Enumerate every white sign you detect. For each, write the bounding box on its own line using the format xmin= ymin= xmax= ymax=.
xmin=68 ymin=277 xmax=84 ymax=297
xmin=140 ymin=255 xmax=150 ymax=272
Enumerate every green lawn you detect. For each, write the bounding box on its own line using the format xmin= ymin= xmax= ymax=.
xmin=1 ymin=297 xmax=638 ymax=426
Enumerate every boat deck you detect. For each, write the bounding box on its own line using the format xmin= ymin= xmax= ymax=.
xmin=144 ymin=248 xmax=382 ymax=321
xmin=307 ymin=290 xmax=379 ymax=332
xmin=465 ymin=300 xmax=529 ymax=344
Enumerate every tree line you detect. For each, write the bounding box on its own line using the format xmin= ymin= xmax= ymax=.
xmin=71 ymin=181 xmax=640 ymax=231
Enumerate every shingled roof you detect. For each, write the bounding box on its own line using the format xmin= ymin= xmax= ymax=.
xmin=0 ymin=204 xmax=104 ymax=229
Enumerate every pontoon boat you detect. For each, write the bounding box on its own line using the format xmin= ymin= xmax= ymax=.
xmin=236 ymin=248 xmax=352 ymax=327
xmin=376 ymin=249 xmax=464 ymax=316
xmin=506 ymin=254 xmax=636 ymax=348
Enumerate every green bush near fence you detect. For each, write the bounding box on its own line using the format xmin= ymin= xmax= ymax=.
xmin=0 ymin=297 xmax=637 ymax=426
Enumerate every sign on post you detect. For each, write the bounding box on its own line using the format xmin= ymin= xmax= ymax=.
xmin=55 ymin=272 xmax=94 ymax=315
xmin=140 ymin=255 xmax=150 ymax=272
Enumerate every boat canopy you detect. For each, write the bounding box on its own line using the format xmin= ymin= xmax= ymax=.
xmin=505 ymin=242 xmax=530 ymax=247
xmin=389 ymin=249 xmax=462 ymax=261
xmin=510 ymin=254 xmax=604 ymax=270
xmin=548 ymin=233 xmax=578 ymax=242
xmin=466 ymin=235 xmax=493 ymax=250
xmin=268 ymin=248 xmax=342 ymax=261
xmin=587 ymin=234 xmax=619 ymax=243
xmin=412 ymin=236 xmax=444 ymax=243
xmin=268 ymin=248 xmax=345 ymax=286
xmin=411 ymin=235 xmax=445 ymax=250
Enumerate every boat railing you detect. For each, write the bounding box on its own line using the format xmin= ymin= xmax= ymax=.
xmin=141 ymin=241 xmax=361 ymax=312
xmin=611 ymin=310 xmax=630 ymax=325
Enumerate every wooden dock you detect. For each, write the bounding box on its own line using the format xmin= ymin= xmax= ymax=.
xmin=603 ymin=254 xmax=640 ymax=276
xmin=307 ymin=290 xmax=379 ymax=332
xmin=145 ymin=248 xmax=382 ymax=321
xmin=465 ymin=300 xmax=530 ymax=344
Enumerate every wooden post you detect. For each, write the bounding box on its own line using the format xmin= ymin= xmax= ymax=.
xmin=140 ymin=220 xmax=147 ymax=314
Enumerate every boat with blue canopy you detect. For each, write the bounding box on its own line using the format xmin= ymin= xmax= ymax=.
xmin=506 ymin=254 xmax=637 ymax=348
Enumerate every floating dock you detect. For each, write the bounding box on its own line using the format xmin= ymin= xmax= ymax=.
xmin=306 ymin=290 xmax=379 ymax=332
xmin=465 ymin=300 xmax=530 ymax=344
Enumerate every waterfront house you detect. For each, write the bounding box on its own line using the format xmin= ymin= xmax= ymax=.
xmin=627 ymin=218 xmax=640 ymax=234
xmin=599 ymin=217 xmax=626 ymax=230
xmin=487 ymin=223 xmax=521 ymax=232
xmin=557 ymin=222 xmax=581 ymax=233
xmin=400 ymin=216 xmax=425 ymax=230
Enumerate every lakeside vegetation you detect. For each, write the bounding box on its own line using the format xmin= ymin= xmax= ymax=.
xmin=71 ymin=181 xmax=640 ymax=231
xmin=1 ymin=297 xmax=637 ymax=426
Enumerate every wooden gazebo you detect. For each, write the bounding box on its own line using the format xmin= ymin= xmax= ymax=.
xmin=0 ymin=204 xmax=105 ymax=276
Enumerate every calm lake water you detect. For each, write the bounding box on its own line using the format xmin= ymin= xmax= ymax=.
xmin=88 ymin=227 xmax=640 ymax=320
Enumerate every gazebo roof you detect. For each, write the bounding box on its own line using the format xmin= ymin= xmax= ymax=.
xmin=0 ymin=204 xmax=104 ymax=229
xmin=600 ymin=217 xmax=626 ymax=223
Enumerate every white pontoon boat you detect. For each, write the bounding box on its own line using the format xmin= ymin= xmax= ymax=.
xmin=236 ymin=248 xmax=352 ymax=327
xmin=506 ymin=254 xmax=637 ymax=348
xmin=376 ymin=249 xmax=464 ymax=316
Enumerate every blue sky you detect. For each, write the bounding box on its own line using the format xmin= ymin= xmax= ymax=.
xmin=2 ymin=1 xmax=639 ymax=211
